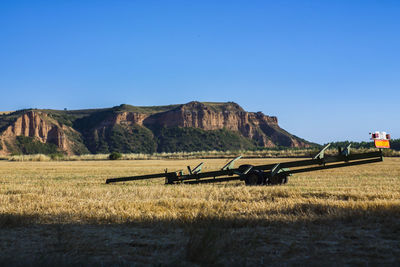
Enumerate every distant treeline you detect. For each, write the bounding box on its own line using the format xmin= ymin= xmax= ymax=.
xmin=325 ymin=139 xmax=400 ymax=151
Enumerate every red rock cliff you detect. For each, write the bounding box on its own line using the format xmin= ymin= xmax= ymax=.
xmin=108 ymin=101 xmax=308 ymax=148
xmin=0 ymin=111 xmax=76 ymax=155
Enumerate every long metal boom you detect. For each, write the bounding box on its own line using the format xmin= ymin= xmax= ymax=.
xmin=105 ymin=148 xmax=383 ymax=185
xmin=106 ymin=172 xmax=176 ymax=184
xmin=252 ymin=151 xmax=382 ymax=171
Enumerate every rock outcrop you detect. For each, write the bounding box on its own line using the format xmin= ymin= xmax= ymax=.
xmin=109 ymin=101 xmax=307 ymax=148
xmin=0 ymin=111 xmax=78 ymax=155
xmin=0 ymin=102 xmax=310 ymax=155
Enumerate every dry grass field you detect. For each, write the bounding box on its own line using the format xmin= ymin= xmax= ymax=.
xmin=0 ymin=157 xmax=399 ymax=266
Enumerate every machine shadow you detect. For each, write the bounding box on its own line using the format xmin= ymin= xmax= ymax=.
xmin=1 ymin=204 xmax=399 ymax=266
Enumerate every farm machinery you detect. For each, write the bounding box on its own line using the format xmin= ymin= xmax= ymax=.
xmin=106 ymin=132 xmax=390 ymax=186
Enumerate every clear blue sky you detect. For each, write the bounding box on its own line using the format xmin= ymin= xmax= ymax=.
xmin=1 ymin=0 xmax=399 ymax=144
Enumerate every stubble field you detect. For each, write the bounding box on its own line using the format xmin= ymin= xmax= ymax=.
xmin=0 ymin=157 xmax=399 ymax=266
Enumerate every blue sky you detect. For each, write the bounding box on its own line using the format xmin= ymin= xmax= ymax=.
xmin=0 ymin=0 xmax=399 ymax=144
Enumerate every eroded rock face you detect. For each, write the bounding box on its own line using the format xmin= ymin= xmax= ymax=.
xmin=0 ymin=111 xmax=76 ymax=155
xmin=109 ymin=101 xmax=307 ymax=148
xmin=113 ymin=112 xmax=149 ymax=126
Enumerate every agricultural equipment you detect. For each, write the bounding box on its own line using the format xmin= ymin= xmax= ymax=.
xmin=106 ymin=140 xmax=387 ymax=186
xmin=370 ymin=131 xmax=391 ymax=148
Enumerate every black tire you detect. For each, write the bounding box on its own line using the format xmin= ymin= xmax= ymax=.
xmin=269 ymin=175 xmax=281 ymax=185
xmin=244 ymin=171 xmax=263 ymax=185
xmin=270 ymin=174 xmax=289 ymax=185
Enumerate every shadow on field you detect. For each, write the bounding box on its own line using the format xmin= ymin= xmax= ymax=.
xmin=1 ymin=205 xmax=399 ymax=266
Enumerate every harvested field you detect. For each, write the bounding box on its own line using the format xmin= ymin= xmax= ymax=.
xmin=0 ymin=158 xmax=399 ymax=265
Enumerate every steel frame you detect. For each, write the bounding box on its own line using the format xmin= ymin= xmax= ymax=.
xmin=105 ymin=145 xmax=383 ymax=186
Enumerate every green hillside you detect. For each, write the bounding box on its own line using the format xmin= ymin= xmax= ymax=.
xmin=83 ymin=124 xmax=157 ymax=154
xmin=156 ymin=127 xmax=257 ymax=152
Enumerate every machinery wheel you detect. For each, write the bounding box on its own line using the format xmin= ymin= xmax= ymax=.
xmin=244 ymin=171 xmax=263 ymax=185
xmin=269 ymin=174 xmax=289 ymax=185
xmin=269 ymin=175 xmax=281 ymax=185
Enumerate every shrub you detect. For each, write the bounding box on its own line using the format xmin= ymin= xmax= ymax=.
xmin=50 ymin=153 xmax=65 ymax=161
xmin=109 ymin=152 xmax=122 ymax=160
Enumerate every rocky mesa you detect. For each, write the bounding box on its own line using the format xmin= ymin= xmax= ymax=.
xmin=0 ymin=102 xmax=312 ymax=155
